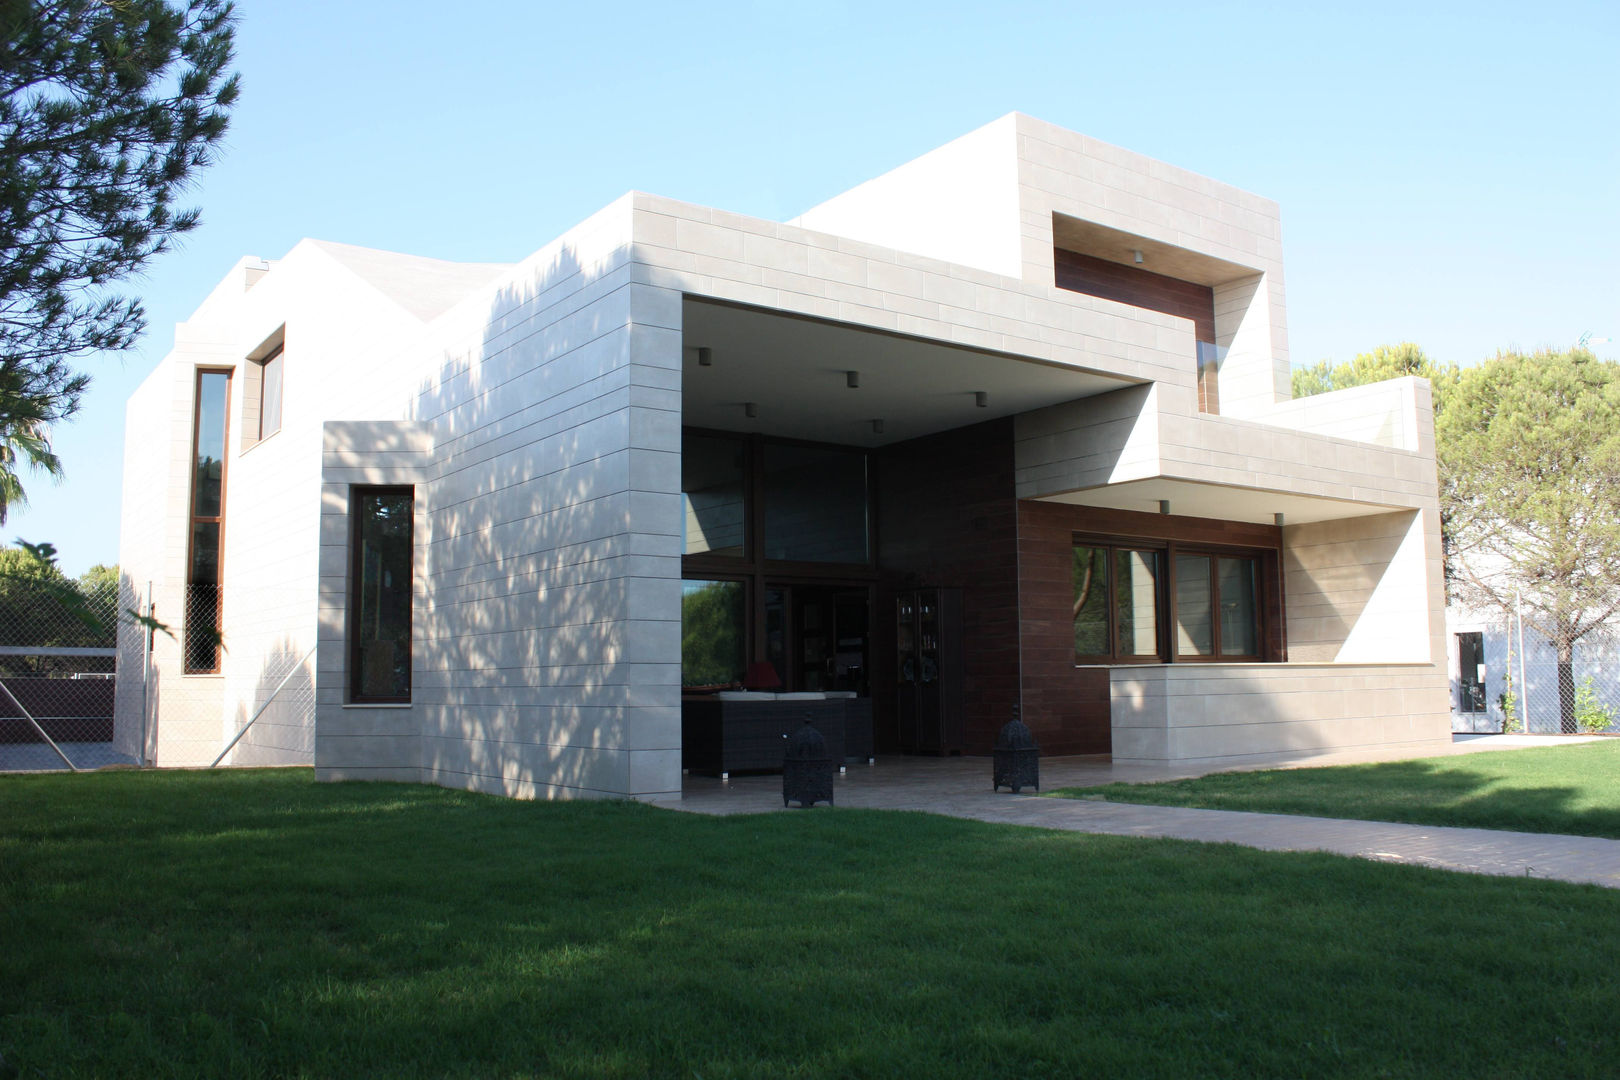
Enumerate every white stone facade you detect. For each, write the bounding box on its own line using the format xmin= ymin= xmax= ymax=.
xmin=115 ymin=114 xmax=1453 ymax=795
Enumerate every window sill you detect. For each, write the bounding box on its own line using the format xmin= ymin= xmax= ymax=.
xmin=240 ymin=426 xmax=283 ymax=456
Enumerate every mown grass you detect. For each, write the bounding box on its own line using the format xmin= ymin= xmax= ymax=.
xmin=2 ymin=768 xmax=1618 ymax=1079
xmin=1054 ymin=738 xmax=1620 ymax=839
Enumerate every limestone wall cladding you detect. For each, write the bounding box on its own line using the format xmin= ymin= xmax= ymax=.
xmin=389 ymin=199 xmax=682 ymax=802
xmin=1110 ymin=663 xmax=1452 ymax=766
xmin=792 ymin=115 xmax=1025 ymax=279
xmin=1013 ymin=388 xmax=1435 ymax=510
xmin=786 ymin=113 xmax=1291 ymax=422
xmin=1011 ymin=115 xmax=1290 ymax=419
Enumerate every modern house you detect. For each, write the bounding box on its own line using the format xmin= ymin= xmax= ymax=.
xmin=113 ymin=113 xmax=1453 ymax=800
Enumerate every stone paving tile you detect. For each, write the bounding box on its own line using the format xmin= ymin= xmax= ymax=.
xmin=674 ymin=749 xmax=1620 ymax=890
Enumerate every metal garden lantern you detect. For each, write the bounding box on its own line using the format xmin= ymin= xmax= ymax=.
xmin=992 ymin=703 xmax=1040 ymax=793
xmin=782 ymin=715 xmax=835 ymax=807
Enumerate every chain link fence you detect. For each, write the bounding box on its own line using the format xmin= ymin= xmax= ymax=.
xmin=0 ymin=559 xmax=127 ymax=772
xmin=1454 ymin=612 xmax=1620 ymax=735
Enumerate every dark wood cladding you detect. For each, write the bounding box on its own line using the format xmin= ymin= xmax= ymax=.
xmin=1054 ymin=248 xmax=1216 ymax=342
xmin=1018 ymin=501 xmax=1286 ymax=756
xmin=1055 ymin=248 xmax=1221 ymax=413
xmin=875 ymin=418 xmax=1020 ymax=755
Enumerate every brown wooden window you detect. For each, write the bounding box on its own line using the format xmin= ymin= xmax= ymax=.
xmin=1072 ymin=544 xmax=1163 ymax=662
xmin=1173 ymin=552 xmax=1261 ymax=660
xmin=349 ymin=486 xmax=414 ymax=703
xmin=1073 ymin=540 xmax=1266 ymax=663
xmin=184 ymin=368 xmax=231 ymax=673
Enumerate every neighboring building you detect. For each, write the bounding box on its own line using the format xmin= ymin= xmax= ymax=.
xmin=1446 ymin=604 xmax=1620 ymax=733
xmin=114 ymin=113 xmax=1453 ymax=800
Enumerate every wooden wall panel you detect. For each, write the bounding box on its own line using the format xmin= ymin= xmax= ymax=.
xmin=875 ymin=418 xmax=1021 ymax=754
xmin=1017 ymin=500 xmax=1286 ymax=756
xmin=1054 ymin=249 xmax=1216 ymax=342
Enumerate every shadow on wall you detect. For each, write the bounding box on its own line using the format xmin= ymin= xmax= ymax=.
xmin=232 ymin=636 xmax=317 ymax=766
xmin=390 ymin=236 xmax=678 ymax=797
xmin=1282 ymin=513 xmax=1415 ymax=663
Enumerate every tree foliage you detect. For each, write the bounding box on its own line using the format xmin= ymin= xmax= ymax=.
xmin=1439 ymin=347 xmax=1620 ymax=731
xmin=0 ymin=540 xmax=117 ymax=672
xmin=1290 ymin=342 xmax=1458 ymax=404
xmin=0 ymin=0 xmax=238 ymax=520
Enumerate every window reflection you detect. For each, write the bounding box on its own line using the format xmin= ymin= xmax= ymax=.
xmin=682 ymin=579 xmax=746 ymax=687
xmin=351 ymin=489 xmax=413 ymax=702
xmin=682 ymin=435 xmax=746 ymax=557
xmin=762 ymin=444 xmax=868 ymax=563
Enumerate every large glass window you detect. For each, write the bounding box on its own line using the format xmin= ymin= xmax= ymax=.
xmin=681 ymin=579 xmax=746 ymax=688
xmin=1072 ymin=546 xmax=1110 ymax=656
xmin=350 ymin=487 xmax=414 ymax=702
xmin=1075 ymin=541 xmax=1264 ymax=663
xmin=1073 ymin=544 xmax=1160 ymax=660
xmin=1173 ymin=552 xmax=1261 ymax=660
xmin=762 ymin=443 xmax=868 ymax=563
xmin=1174 ymin=554 xmax=1214 ymax=657
xmin=1115 ymin=549 xmax=1160 ymax=656
xmin=682 ymin=435 xmax=746 ymax=557
xmin=185 ymin=369 xmax=230 ymax=673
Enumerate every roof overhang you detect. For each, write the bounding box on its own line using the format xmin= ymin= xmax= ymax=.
xmin=1040 ymin=477 xmax=1410 ymax=526
xmin=682 ymin=298 xmax=1134 ymax=447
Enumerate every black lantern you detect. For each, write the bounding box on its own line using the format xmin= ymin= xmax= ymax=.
xmin=992 ymin=703 xmax=1040 ymax=793
xmin=783 ymin=715 xmax=835 ymax=808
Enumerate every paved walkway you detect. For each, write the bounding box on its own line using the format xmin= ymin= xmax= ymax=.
xmin=676 ymin=741 xmax=1620 ymax=889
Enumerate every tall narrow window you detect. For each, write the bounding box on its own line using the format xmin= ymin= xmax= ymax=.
xmin=257 ymin=344 xmax=283 ymax=439
xmin=185 ymin=369 xmax=231 ymax=673
xmin=349 ymin=487 xmax=414 ymax=703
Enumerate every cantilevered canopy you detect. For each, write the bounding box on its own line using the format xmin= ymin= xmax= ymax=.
xmin=1041 ymin=477 xmax=1408 ymax=526
xmin=682 ymin=298 xmax=1132 ymax=447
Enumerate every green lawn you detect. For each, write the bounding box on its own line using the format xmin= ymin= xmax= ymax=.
xmin=3 ymin=770 xmax=1618 ymax=1079
xmin=1054 ymin=738 xmax=1620 ymax=839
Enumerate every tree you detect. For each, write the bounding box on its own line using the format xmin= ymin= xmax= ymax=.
xmin=1290 ymin=342 xmax=1458 ymax=403
xmin=0 ymin=0 xmax=239 ymax=520
xmin=1439 ymin=348 xmax=1620 ymax=733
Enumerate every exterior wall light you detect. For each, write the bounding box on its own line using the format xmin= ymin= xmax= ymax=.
xmin=697 ymin=347 xmax=713 ymax=366
xmin=847 ymin=370 xmax=860 ymax=388
xmin=871 ymin=419 xmax=884 ymax=435
xmin=975 ymin=391 xmax=989 ymax=408
xmin=744 ymin=402 xmax=757 ymax=418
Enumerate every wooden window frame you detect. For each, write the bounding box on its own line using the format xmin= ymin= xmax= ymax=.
xmin=348 ymin=485 xmax=415 ymax=704
xmin=183 ymin=367 xmax=232 ymax=675
xmin=1071 ymin=535 xmax=1271 ymax=665
xmin=1169 ymin=548 xmax=1265 ymax=663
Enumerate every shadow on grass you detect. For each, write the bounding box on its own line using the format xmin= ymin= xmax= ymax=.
xmin=3 ymin=768 xmax=1619 ymax=1079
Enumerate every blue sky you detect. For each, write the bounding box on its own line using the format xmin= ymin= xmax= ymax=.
xmin=17 ymin=0 xmax=1619 ymax=574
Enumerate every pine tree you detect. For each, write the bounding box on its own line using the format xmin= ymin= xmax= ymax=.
xmin=0 ymin=0 xmax=238 ymax=519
